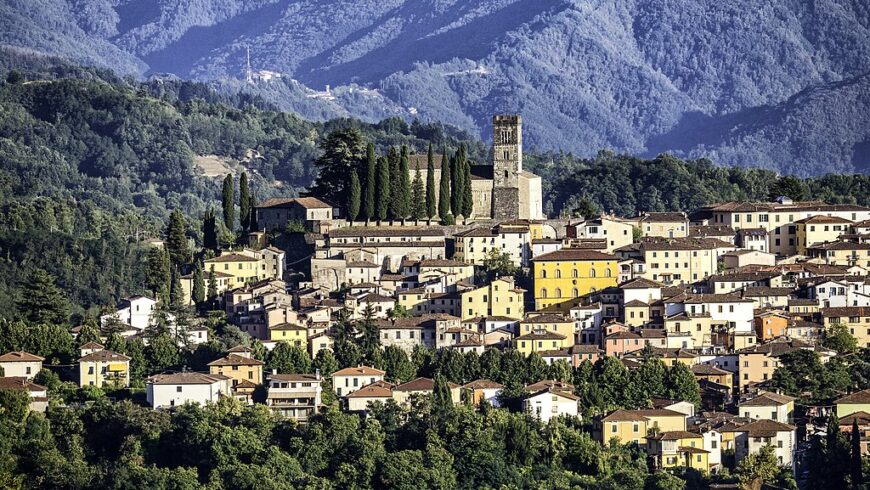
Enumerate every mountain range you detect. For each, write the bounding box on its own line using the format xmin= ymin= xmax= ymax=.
xmin=2 ymin=0 xmax=870 ymax=176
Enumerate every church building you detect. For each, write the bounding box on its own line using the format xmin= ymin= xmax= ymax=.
xmin=409 ymin=115 xmax=543 ymax=221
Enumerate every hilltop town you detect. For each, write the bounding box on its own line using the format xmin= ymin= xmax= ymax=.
xmin=3 ymin=114 xmax=870 ymax=488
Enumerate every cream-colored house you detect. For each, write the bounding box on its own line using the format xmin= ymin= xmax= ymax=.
xmin=739 ymin=392 xmax=795 ymax=423
xmin=598 ymin=408 xmax=688 ymax=446
xmin=837 ymin=390 xmax=870 ymax=418
xmin=332 ymin=366 xmax=386 ymax=398
xmin=460 ymin=277 xmax=525 ymax=320
xmin=79 ymin=346 xmax=130 ymax=388
xmin=345 ymin=380 xmax=393 ymax=411
xmin=146 ymin=372 xmax=232 ymax=409
xmin=0 ymin=351 xmax=43 ymax=380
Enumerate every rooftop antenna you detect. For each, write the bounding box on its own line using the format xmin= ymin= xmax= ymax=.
xmin=245 ymin=46 xmax=253 ymax=84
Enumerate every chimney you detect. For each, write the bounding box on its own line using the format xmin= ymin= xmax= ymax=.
xmin=316 ymin=368 xmax=321 ymax=380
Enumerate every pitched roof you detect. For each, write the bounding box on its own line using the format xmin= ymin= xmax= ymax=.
xmin=837 ymin=389 xmax=870 ymax=405
xmin=207 ymin=354 xmax=265 ymax=367
xmin=839 ymin=411 xmax=870 ymax=426
xmin=691 ymin=364 xmax=732 ymax=376
xmin=345 ymin=381 xmax=393 ymax=398
xmin=731 ymin=419 xmax=795 ymax=436
xmin=147 ymin=372 xmax=231 ymax=385
xmin=739 ymin=392 xmax=796 ymax=407
xmin=620 ymin=277 xmax=664 ymax=289
xmin=227 ymin=345 xmax=253 ymax=353
xmin=0 ymin=351 xmax=44 ymax=362
xmin=647 ymin=430 xmax=702 ymax=441
xmin=333 ymin=366 xmax=386 ymax=377
xmin=257 ymin=197 xmax=332 ymax=209
xmin=794 ymin=215 xmax=853 ymax=224
xmin=0 ymin=376 xmax=46 ymax=392
xmin=601 ymin=408 xmax=686 ymax=422
xmin=521 ymin=313 xmax=572 ymax=324
xmin=636 ymin=212 xmax=687 ymax=222
xmin=822 ymin=306 xmax=870 ymax=317
xmin=268 ymin=373 xmax=320 ymax=382
xmin=515 ymin=330 xmax=567 ymax=341
xmin=205 ymin=253 xmax=259 ymax=263
xmin=79 ymin=349 xmax=131 ymax=362
xmin=394 ymin=377 xmax=459 ymax=392
xmin=330 ymin=227 xmax=445 ymax=238
xmin=526 ymin=386 xmax=580 ymax=401
xmin=524 ymin=380 xmax=574 ymax=393
xmin=79 ymin=342 xmax=104 ymax=350
xmin=463 ymin=379 xmax=504 ymax=390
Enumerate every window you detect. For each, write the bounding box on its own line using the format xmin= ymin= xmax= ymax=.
xmin=176 ymin=386 xmax=182 ymax=393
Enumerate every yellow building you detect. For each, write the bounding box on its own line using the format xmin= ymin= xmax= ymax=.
xmin=807 ymin=241 xmax=870 ymax=268
xmin=664 ymin=313 xmax=713 ymax=348
xmin=632 ymin=212 xmax=690 ymax=238
xmin=598 ymin=409 xmax=688 ymax=446
xmin=519 ymin=313 xmax=575 ymax=339
xmin=204 ymin=252 xmax=266 ymax=290
xmin=821 ymin=307 xmax=870 ymax=347
xmin=78 ymin=346 xmax=130 ymax=388
xmin=623 ymin=237 xmax=734 ymax=285
xmin=514 ymin=330 xmax=569 ymax=355
xmin=269 ymin=323 xmax=308 ymax=347
xmin=624 ymin=300 xmax=651 ymax=328
xmin=532 ymin=249 xmax=619 ymax=310
xmin=454 ymin=223 xmax=532 ymax=267
xmin=646 ymin=431 xmax=711 ymax=474
xmin=418 ymin=259 xmax=475 ymax=286
xmin=795 ymin=215 xmax=852 ymax=255
xmin=460 ymin=277 xmax=525 ymax=320
xmin=208 ymin=352 xmax=265 ymax=387
xmin=836 ymin=390 xmax=870 ymax=418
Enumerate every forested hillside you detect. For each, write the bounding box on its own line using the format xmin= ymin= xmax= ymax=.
xmin=2 ymin=0 xmax=870 ymax=174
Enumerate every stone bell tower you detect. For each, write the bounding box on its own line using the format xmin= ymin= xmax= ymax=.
xmin=491 ymin=114 xmax=522 ymax=220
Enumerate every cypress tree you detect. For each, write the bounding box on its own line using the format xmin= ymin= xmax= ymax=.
xmin=425 ymin=142 xmax=436 ymax=218
xmin=15 ymin=269 xmax=69 ymax=325
xmin=192 ymin=260 xmax=205 ymax=305
xmin=348 ymin=170 xmax=361 ymax=222
xmin=221 ymin=173 xmax=234 ymax=229
xmin=239 ymin=171 xmax=251 ymax=232
xmin=202 ymin=207 xmax=217 ymax=250
xmin=376 ymin=156 xmax=390 ymax=221
xmin=169 ymin=266 xmax=184 ymax=308
xmin=411 ymin=160 xmax=425 ymax=220
xmin=166 ymin=209 xmax=190 ymax=266
xmin=248 ymin=195 xmax=258 ymax=232
xmin=450 ymin=149 xmax=463 ymax=217
xmin=462 ymin=147 xmax=474 ymax=218
xmin=364 ymin=142 xmax=377 ymax=220
xmin=387 ymin=147 xmax=401 ymax=219
xmin=397 ymin=145 xmax=411 ymax=218
xmin=145 ymin=247 xmax=171 ymax=300
xmin=438 ymin=148 xmax=451 ymax=220
xmin=207 ymin=265 xmax=217 ymax=303
xmin=853 ymin=418 xmax=863 ymax=485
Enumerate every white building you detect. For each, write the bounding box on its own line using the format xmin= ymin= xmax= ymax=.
xmin=266 ymin=372 xmax=323 ymax=421
xmin=730 ymin=419 xmax=796 ymax=468
xmin=523 ymin=387 xmax=579 ymax=423
xmin=331 ymin=366 xmax=386 ymax=397
xmin=100 ymin=295 xmax=158 ymax=332
xmin=666 ymin=294 xmax=755 ymax=333
xmin=0 ymin=377 xmax=48 ymax=412
xmin=738 ymin=392 xmax=795 ymax=423
xmin=146 ymin=372 xmax=232 ymax=409
xmin=0 ymin=351 xmax=43 ymax=380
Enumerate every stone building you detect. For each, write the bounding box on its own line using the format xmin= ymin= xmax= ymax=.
xmin=408 ymin=114 xmax=543 ymax=221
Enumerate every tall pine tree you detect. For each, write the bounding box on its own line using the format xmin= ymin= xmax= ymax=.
xmin=166 ymin=209 xmax=190 ymax=266
xmin=15 ymin=269 xmax=69 ymax=325
xmin=207 ymin=265 xmax=217 ymax=304
xmin=248 ymin=194 xmax=258 ymax=231
xmin=411 ymin=160 xmax=425 ymax=220
xmin=145 ymin=247 xmax=171 ymax=300
xmin=425 ymin=142 xmax=436 ymax=218
xmin=239 ymin=171 xmax=251 ymax=232
xmin=221 ymin=174 xmax=234 ymax=230
xmin=376 ymin=156 xmax=390 ymax=221
xmin=438 ymin=148 xmax=451 ymax=220
xmin=364 ymin=142 xmax=377 ymax=220
xmin=397 ymin=145 xmax=411 ymax=218
xmin=348 ymin=170 xmax=361 ymax=221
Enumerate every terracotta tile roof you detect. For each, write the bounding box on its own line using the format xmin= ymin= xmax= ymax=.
xmin=691 ymin=364 xmax=731 ymax=376
xmin=647 ymin=430 xmax=702 ymax=441
xmin=269 ymin=323 xmax=307 ymax=331
xmin=79 ymin=342 xmax=105 ymax=350
xmin=227 ymin=345 xmax=253 ymax=353
xmin=537 ymin=349 xmax=571 ymax=357
xmin=837 ymin=389 xmax=870 ymax=405
xmin=515 ymin=331 xmax=567 ymax=341
xmin=268 ymin=373 xmax=320 ymax=382
xmin=330 ymin=227 xmax=445 ymax=238
xmin=0 ymin=376 xmax=46 ymax=392
xmin=0 ymin=351 xmax=44 ymax=362
xmin=525 ymin=380 xmax=574 ymax=393
xmin=731 ymin=419 xmax=795 ymax=436
xmin=794 ymin=215 xmax=853 ymax=224
xmin=526 ymin=386 xmax=580 ymax=401
xmin=839 ymin=411 xmax=870 ymax=426
xmin=620 ymin=277 xmax=665 ymax=289
xmin=463 ymin=379 xmax=504 ymax=390
xmin=419 ymin=259 xmax=469 ymax=268
xmin=146 ymin=372 xmax=230 ymax=385
xmin=601 ymin=408 xmax=686 ymax=422
xmin=79 ymin=349 xmax=131 ymax=362
xmin=205 ymin=253 xmax=259 ymax=263
xmin=809 ymin=241 xmax=870 ymax=251
xmin=521 ymin=313 xmax=573 ymax=324
xmin=636 ymin=212 xmax=687 ymax=223
xmin=257 ymin=197 xmax=332 ymax=209
xmin=207 ymin=354 xmax=265 ymax=367
xmin=332 ymin=366 xmax=386 ymax=377
xmin=739 ymin=392 xmax=796 ymax=407
xmin=346 ymin=381 xmax=393 ymax=398
xmin=394 ymin=377 xmax=459 ymax=392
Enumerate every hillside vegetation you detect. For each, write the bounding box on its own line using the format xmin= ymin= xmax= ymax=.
xmin=2 ymin=0 xmax=870 ymax=174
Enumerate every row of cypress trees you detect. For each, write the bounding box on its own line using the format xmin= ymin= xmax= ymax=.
xmin=347 ymin=142 xmax=473 ymax=222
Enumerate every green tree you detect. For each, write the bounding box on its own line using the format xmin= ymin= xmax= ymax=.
xmin=310 ymin=128 xmax=366 ymax=205
xmin=383 ymin=346 xmax=415 ymax=383
xmin=425 ymin=142 xmax=436 ymax=218
xmin=737 ymin=444 xmax=780 ymax=490
xmin=377 ymin=156 xmax=390 ymax=221
xmin=222 ymin=173 xmax=234 ymax=230
xmin=192 ymin=260 xmax=205 ymax=305
xmin=165 ymin=209 xmax=190 ymax=266
xmin=823 ymin=323 xmax=858 ymax=353
xmin=144 ymin=334 xmax=181 ymax=373
xmin=348 ymin=170 xmax=361 ymax=221
xmin=169 ymin=266 xmax=184 ymax=309
xmin=852 ymin=418 xmax=863 ymax=486
xmin=438 ymin=148 xmax=451 ymax=221
xmin=144 ymin=247 xmax=170 ymax=300
xmin=239 ymin=171 xmax=251 ymax=232
xmin=665 ymin=363 xmax=701 ymax=407
xmin=388 ymin=146 xmax=401 ymax=218
xmin=768 ymin=176 xmax=807 ymax=201
xmin=397 ymin=145 xmax=411 ymax=218
xmin=574 ymin=197 xmax=599 ymax=219
xmin=411 ymin=160 xmax=426 ymax=220
xmin=313 ymin=349 xmax=339 ymax=379
xmin=15 ymin=269 xmax=69 ymax=325
xmin=207 ymin=265 xmax=217 ymax=304
xmin=268 ymin=343 xmax=312 ymax=374
xmin=431 ymin=374 xmax=454 ymax=423
xmin=364 ymin=142 xmax=377 ymax=220
xmin=202 ymin=207 xmax=218 ymax=250
xmin=450 ymin=148 xmax=463 ymax=217
xmin=461 ymin=150 xmax=473 ymax=218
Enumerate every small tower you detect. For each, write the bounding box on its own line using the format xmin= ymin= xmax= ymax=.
xmin=245 ymin=46 xmax=253 ymax=84
xmin=491 ymin=114 xmax=522 ymax=220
